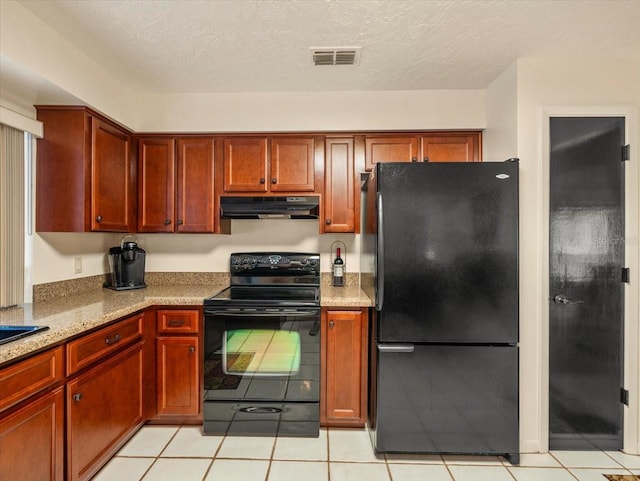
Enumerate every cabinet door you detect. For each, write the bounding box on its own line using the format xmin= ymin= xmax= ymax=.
xmin=322 ymin=309 xmax=367 ymax=426
xmin=364 ymin=136 xmax=419 ymax=171
xmin=176 ymin=138 xmax=215 ymax=232
xmin=67 ymin=341 xmax=143 ymax=481
xmin=138 ymin=138 xmax=176 ymax=232
xmin=323 ymin=138 xmax=355 ymax=233
xmin=270 ymin=137 xmax=315 ymax=192
xmin=0 ymin=387 xmax=64 ymax=481
xmin=156 ymin=337 xmax=200 ymax=417
xmin=91 ymin=117 xmax=134 ymax=232
xmin=421 ymin=132 xmax=481 ymax=162
xmin=223 ymin=137 xmax=268 ymax=192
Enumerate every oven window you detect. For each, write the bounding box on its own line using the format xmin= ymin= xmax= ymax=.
xmin=223 ymin=329 xmax=301 ymax=376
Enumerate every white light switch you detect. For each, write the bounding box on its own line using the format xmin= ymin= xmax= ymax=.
xmin=74 ymin=256 xmax=82 ymax=274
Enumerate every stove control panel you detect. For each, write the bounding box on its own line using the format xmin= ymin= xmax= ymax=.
xmin=230 ymin=252 xmax=320 ymax=275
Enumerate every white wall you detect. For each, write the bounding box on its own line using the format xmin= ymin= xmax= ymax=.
xmin=484 ymin=63 xmax=518 ymax=161
xmin=513 ymin=57 xmax=640 ymax=454
xmin=32 ymin=223 xmax=359 ymax=284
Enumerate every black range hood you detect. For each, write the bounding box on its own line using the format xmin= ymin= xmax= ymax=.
xmin=220 ymin=196 xmax=320 ymax=219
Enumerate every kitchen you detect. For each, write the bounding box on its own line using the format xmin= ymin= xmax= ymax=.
xmin=1 ymin=1 xmax=640 ymax=480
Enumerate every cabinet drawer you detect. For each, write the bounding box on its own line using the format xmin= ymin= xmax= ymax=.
xmin=0 ymin=346 xmax=64 ymax=413
xmin=66 ymin=314 xmax=143 ymax=375
xmin=157 ymin=309 xmax=200 ymax=334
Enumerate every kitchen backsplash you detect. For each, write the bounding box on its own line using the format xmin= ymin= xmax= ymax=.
xmin=33 ymin=271 xmax=359 ymax=302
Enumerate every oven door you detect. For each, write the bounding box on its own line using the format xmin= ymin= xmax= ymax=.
xmin=203 ymin=306 xmax=320 ymax=436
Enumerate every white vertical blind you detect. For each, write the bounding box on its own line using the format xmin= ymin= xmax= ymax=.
xmin=0 ymin=124 xmax=25 ymax=307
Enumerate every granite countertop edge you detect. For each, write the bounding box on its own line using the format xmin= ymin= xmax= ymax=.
xmin=0 ymin=284 xmax=372 ymax=366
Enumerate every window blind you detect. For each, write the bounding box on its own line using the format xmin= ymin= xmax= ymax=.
xmin=0 ymin=124 xmax=25 ymax=308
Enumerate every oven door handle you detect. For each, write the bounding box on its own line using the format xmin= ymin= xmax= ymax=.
xmin=204 ymin=309 xmax=320 ymax=317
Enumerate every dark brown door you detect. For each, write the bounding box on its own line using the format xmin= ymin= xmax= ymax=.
xmin=156 ymin=337 xmax=199 ymax=416
xmin=176 ymin=138 xmax=215 ymax=233
xmin=364 ymin=136 xmax=419 ymax=170
xmin=549 ymin=116 xmax=625 ymax=450
xmin=223 ymin=137 xmax=268 ymax=192
xmin=138 ymin=138 xmax=175 ymax=232
xmin=270 ymin=137 xmax=315 ymax=192
xmin=91 ymin=118 xmax=133 ymax=232
xmin=421 ymin=132 xmax=481 ymax=162
xmin=323 ymin=137 xmax=355 ymax=233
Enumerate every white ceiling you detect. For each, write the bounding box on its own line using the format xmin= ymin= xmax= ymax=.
xmin=12 ymin=0 xmax=640 ymax=94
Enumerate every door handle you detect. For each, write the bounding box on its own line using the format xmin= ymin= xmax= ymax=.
xmin=553 ymin=294 xmax=584 ymax=305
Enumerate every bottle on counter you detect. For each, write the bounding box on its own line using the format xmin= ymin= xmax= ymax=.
xmin=332 ymin=247 xmax=344 ymax=287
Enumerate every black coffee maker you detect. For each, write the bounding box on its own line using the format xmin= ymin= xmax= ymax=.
xmin=105 ymin=235 xmax=147 ymax=290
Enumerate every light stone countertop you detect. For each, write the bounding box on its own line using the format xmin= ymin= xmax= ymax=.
xmin=0 ymin=283 xmax=372 ymax=366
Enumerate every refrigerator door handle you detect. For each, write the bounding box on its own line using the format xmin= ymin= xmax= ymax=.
xmin=376 ymin=192 xmax=384 ymax=311
xmin=378 ymin=344 xmax=415 ymax=353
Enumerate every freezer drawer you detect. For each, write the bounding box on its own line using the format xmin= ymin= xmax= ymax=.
xmin=370 ymin=344 xmax=518 ymax=459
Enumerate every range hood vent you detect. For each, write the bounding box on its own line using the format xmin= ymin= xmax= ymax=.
xmin=221 ymin=196 xmax=320 ymax=220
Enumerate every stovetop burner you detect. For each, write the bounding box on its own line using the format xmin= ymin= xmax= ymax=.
xmin=204 ymin=252 xmax=320 ymax=308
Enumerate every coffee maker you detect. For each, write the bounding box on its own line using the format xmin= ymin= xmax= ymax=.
xmin=105 ymin=235 xmax=147 ymax=290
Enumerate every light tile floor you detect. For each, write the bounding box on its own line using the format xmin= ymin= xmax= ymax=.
xmin=92 ymin=426 xmax=640 ymax=481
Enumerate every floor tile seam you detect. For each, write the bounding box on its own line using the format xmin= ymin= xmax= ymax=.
xmin=603 ymin=450 xmax=640 ymax=469
xmin=138 ymin=456 xmax=160 ymax=481
xmin=549 ymin=451 xmax=627 ymax=470
xmin=155 ymin=426 xmax=181 ymax=458
xmin=506 ymin=465 xmax=582 ymax=479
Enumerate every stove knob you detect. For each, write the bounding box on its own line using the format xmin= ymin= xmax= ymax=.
xmin=231 ymin=258 xmax=241 ymax=265
xmin=309 ymin=258 xmax=318 ymax=267
xmin=300 ymin=258 xmax=308 ymax=265
xmin=250 ymin=258 xmax=257 ymax=265
xmin=242 ymin=258 xmax=250 ymax=265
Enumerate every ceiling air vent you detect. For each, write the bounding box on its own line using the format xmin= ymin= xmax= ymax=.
xmin=311 ymin=47 xmax=361 ymax=66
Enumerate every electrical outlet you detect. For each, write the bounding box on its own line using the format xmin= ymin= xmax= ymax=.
xmin=74 ymin=256 xmax=82 ymax=274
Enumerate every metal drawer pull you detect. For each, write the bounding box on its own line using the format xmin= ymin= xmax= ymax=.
xmin=168 ymin=319 xmax=185 ymax=327
xmin=378 ymin=344 xmax=415 ymax=353
xmin=105 ymin=333 xmax=121 ymax=345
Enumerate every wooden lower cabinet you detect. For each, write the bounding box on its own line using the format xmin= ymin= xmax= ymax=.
xmin=66 ymin=341 xmax=144 ymax=481
xmin=156 ymin=336 xmax=200 ymax=417
xmin=321 ymin=308 xmax=369 ymax=427
xmin=0 ymin=387 xmax=65 ymax=481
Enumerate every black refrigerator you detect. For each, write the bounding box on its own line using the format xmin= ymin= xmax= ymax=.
xmin=361 ymin=161 xmax=519 ymax=464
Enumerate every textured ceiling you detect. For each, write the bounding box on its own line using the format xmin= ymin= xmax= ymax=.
xmin=13 ymin=0 xmax=640 ymax=94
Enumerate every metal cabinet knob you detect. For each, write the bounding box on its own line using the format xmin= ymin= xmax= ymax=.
xmin=96 ymin=215 xmax=102 ymax=222
xmin=411 ymin=157 xmax=417 ymax=162
xmin=423 ymin=156 xmax=430 ymax=162
xmin=329 ymin=320 xmax=335 ymax=328
xmin=177 ymin=219 xmax=183 ymax=225
xmin=326 ymin=219 xmax=332 ymax=225
xmin=259 ymin=178 xmax=265 ymax=184
xmin=164 ymin=219 xmax=171 ymax=225
xmin=271 ymin=178 xmax=277 ymax=184
xmin=72 ymin=393 xmax=83 ymax=402
xmin=189 ymin=346 xmax=195 ymax=353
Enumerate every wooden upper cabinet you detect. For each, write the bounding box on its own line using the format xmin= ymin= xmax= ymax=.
xmin=421 ymin=132 xmax=481 ymax=162
xmin=36 ymin=107 xmax=135 ymax=232
xmin=223 ymin=137 xmax=268 ymax=192
xmin=223 ymin=136 xmax=315 ymax=193
xmin=138 ymin=138 xmax=175 ymax=232
xmin=270 ymin=137 xmax=315 ymax=192
xmin=364 ymin=136 xmax=420 ymax=170
xmin=176 ymin=138 xmax=215 ymax=233
xmin=323 ymin=137 xmax=355 ymax=233
xmin=91 ymin=118 xmax=133 ymax=231
xmin=138 ymin=137 xmax=216 ymax=233
xmin=364 ymin=132 xmax=482 ymax=169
